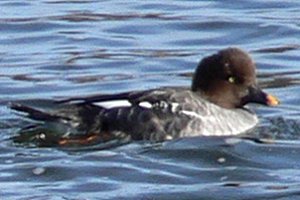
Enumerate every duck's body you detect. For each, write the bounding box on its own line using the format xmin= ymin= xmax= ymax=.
xmin=11 ymin=48 xmax=279 ymax=147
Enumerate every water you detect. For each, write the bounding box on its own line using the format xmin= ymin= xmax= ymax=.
xmin=1 ymin=0 xmax=300 ymax=199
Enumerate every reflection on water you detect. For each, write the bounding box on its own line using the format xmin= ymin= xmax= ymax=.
xmin=1 ymin=0 xmax=300 ymax=199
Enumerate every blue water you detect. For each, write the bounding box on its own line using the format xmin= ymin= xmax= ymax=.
xmin=1 ymin=0 xmax=300 ymax=199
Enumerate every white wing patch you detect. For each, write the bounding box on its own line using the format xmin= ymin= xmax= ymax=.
xmin=92 ymin=100 xmax=182 ymax=113
xmin=138 ymin=101 xmax=180 ymax=111
xmin=170 ymin=103 xmax=179 ymax=112
xmin=139 ymin=101 xmax=153 ymax=109
xmin=92 ymin=100 xmax=132 ymax=109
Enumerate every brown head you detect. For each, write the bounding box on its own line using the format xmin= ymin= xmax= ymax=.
xmin=192 ymin=48 xmax=279 ymax=109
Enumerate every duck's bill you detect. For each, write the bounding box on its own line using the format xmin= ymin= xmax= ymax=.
xmin=243 ymin=86 xmax=280 ymax=106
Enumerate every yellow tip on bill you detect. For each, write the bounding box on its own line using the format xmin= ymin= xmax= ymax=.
xmin=266 ymin=94 xmax=280 ymax=106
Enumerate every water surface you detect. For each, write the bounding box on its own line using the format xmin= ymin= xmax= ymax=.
xmin=1 ymin=0 xmax=300 ymax=199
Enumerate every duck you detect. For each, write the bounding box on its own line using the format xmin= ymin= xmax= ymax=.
xmin=11 ymin=47 xmax=279 ymax=147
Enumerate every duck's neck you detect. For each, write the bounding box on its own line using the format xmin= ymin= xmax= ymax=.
xmin=192 ymin=89 xmax=237 ymax=110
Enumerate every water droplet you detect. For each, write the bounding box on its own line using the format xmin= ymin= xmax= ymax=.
xmin=217 ymin=157 xmax=226 ymax=163
xmin=39 ymin=133 xmax=46 ymax=140
xmin=32 ymin=167 xmax=46 ymax=175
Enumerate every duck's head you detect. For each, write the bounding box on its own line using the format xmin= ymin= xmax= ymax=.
xmin=192 ymin=47 xmax=279 ymax=109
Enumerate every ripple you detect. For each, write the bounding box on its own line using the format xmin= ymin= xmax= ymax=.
xmin=2 ymin=0 xmax=300 ymax=199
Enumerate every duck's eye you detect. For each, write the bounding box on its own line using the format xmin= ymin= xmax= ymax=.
xmin=228 ymin=76 xmax=236 ymax=84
